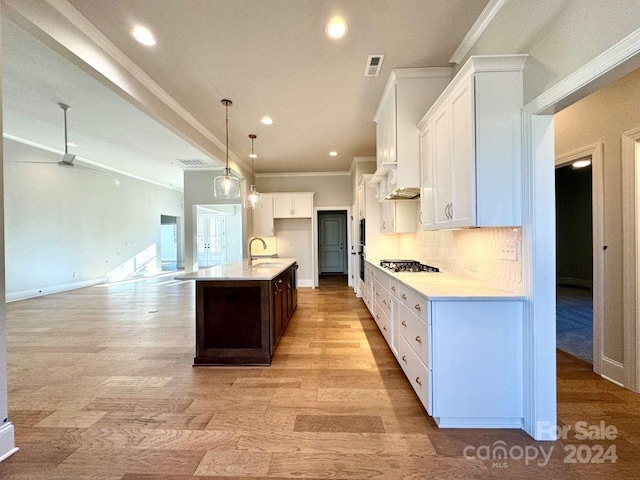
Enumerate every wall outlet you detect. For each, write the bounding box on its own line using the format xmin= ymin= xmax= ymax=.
xmin=501 ymin=242 xmax=518 ymax=261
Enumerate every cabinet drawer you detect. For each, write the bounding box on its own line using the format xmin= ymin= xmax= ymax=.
xmin=398 ymin=303 xmax=431 ymax=369
xmin=397 ymin=285 xmax=429 ymax=324
xmin=389 ymin=279 xmax=400 ymax=297
xmin=373 ymin=302 xmax=392 ymax=344
xmin=397 ymin=335 xmax=432 ymax=414
xmin=373 ymin=268 xmax=390 ymax=290
xmin=373 ymin=280 xmax=391 ymax=314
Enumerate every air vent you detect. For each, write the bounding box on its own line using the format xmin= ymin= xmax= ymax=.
xmin=177 ymin=159 xmax=208 ymax=167
xmin=364 ymin=54 xmax=384 ymax=77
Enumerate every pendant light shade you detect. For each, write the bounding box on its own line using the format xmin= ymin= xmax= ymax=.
xmin=244 ymin=134 xmax=263 ymax=209
xmin=214 ymin=99 xmax=240 ymax=199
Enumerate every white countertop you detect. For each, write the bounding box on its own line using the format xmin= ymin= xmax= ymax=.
xmin=367 ymin=260 xmax=526 ymax=301
xmin=178 ymin=258 xmax=297 ymax=281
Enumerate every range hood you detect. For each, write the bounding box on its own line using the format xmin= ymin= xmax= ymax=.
xmin=384 ymin=187 xmax=420 ymax=200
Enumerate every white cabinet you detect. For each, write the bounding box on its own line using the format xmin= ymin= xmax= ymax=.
xmin=365 ymin=263 xmax=524 ymax=429
xmin=371 ymin=68 xmax=451 ymax=200
xmin=418 ymin=55 xmax=527 ymax=230
xmin=380 ymin=200 xmax=419 ymax=234
xmin=272 ymin=193 xmax=314 ymax=218
xmin=252 ymin=194 xmax=274 ymax=237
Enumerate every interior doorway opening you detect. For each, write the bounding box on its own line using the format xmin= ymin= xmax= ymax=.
xmin=555 ymin=161 xmax=594 ymax=364
xmin=195 ymin=205 xmax=242 ymax=268
xmin=160 ymin=215 xmax=178 ymax=271
xmin=316 ymin=209 xmax=350 ymax=288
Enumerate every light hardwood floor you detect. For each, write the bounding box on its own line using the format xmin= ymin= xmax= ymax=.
xmin=0 ymin=275 xmax=639 ymax=479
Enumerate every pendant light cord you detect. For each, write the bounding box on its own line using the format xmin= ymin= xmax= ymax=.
xmin=225 ymin=103 xmax=229 ymax=170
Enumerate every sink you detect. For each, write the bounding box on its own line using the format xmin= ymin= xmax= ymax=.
xmin=250 ymin=262 xmax=285 ymax=268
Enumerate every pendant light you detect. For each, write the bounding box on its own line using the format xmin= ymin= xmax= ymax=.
xmin=213 ymin=99 xmax=240 ymax=198
xmin=245 ymin=134 xmax=263 ymax=209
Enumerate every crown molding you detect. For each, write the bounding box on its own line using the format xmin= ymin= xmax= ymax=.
xmin=349 ymin=156 xmax=376 ymax=174
xmin=256 ymin=171 xmax=351 ymax=178
xmin=449 ymin=0 xmax=510 ymax=64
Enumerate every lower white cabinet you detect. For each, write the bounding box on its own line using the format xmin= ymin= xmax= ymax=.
xmin=365 ymin=262 xmax=524 ymax=429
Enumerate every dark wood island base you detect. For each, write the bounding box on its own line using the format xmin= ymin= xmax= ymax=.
xmin=193 ymin=262 xmax=298 ymax=365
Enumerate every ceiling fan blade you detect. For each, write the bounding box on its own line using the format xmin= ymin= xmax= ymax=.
xmin=72 ymin=163 xmax=113 ymax=177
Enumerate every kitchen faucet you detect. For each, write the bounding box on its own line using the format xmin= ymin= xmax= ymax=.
xmin=247 ymin=236 xmax=267 ymax=266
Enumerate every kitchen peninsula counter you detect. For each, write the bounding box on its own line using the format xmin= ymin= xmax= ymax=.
xmin=181 ymin=258 xmax=298 ymax=365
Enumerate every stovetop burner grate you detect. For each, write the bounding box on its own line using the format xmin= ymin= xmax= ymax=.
xmin=379 ymin=259 xmax=440 ymax=273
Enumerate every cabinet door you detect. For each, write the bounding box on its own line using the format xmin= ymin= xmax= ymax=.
xmin=273 ymin=196 xmax=292 ymax=218
xmin=292 ymin=194 xmax=313 ymax=217
xmin=419 ymin=123 xmax=434 ymax=229
xmin=387 ymin=89 xmax=397 ymax=164
xmin=432 ymin=106 xmax=451 ymax=227
xmin=252 ymin=194 xmax=274 ymax=236
xmin=376 ymin=106 xmax=386 ymax=169
xmin=380 ymin=201 xmax=394 ymax=234
xmin=272 ymin=278 xmax=284 ymax=345
xmin=449 ymin=77 xmax=475 ymax=227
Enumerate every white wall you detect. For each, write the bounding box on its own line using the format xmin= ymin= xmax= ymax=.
xmin=256 ymin=173 xmax=352 ymax=207
xmin=4 ymin=139 xmax=183 ymax=299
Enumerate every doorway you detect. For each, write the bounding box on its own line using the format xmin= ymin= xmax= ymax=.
xmin=555 ymin=160 xmax=594 ymax=363
xmin=195 ymin=205 xmax=243 ymax=268
xmin=317 ymin=210 xmax=348 ymax=286
xmin=160 ymin=215 xmax=178 ymax=271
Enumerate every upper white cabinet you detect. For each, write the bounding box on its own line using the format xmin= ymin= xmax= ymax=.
xmin=418 ymin=55 xmax=527 ymax=230
xmin=272 ymin=193 xmax=314 ymax=218
xmin=380 ymin=200 xmax=419 ymax=234
xmin=371 ymin=67 xmax=452 ymax=200
xmin=252 ymin=193 xmax=274 ymax=236
xmin=357 ymin=178 xmax=366 ymax=220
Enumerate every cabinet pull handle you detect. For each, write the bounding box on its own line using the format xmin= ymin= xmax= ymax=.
xmin=376 ymin=314 xmax=380 ymax=319
xmin=415 ymin=335 xmax=422 ymax=343
xmin=414 ymin=304 xmax=421 ymax=311
xmin=376 ymin=292 xmax=380 ymax=296
xmin=391 ymin=286 xmax=396 ymax=292
xmin=419 ymin=211 xmax=423 ymax=223
xmin=416 ymin=377 xmax=422 ymax=385
xmin=383 ymin=221 xmax=386 ymax=229
xmin=401 ymin=320 xmax=407 ymax=326
xmin=402 ymin=355 xmax=407 ymax=363
xmin=278 ymin=279 xmax=283 ymax=284
xmin=383 ymin=300 xmax=387 ymax=305
xmin=383 ymin=325 xmax=387 ymax=331
xmin=401 ymin=294 xmax=407 ymax=300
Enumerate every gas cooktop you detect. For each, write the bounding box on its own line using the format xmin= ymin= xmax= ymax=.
xmin=379 ymin=259 xmax=440 ymax=273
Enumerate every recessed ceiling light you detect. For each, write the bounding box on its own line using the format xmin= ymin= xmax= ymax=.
xmin=329 ymin=151 xmax=338 ymax=157
xmin=249 ymin=153 xmax=258 ymax=159
xmin=572 ymin=160 xmax=592 ymax=169
xmin=66 ymin=142 xmax=76 ymax=147
xmin=131 ymin=25 xmax=156 ymax=46
xmin=326 ymin=18 xmax=348 ymax=39
xmin=260 ymin=116 xmax=273 ymax=125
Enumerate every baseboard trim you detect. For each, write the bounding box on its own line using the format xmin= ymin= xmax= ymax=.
xmin=0 ymin=423 xmax=18 ymax=463
xmin=600 ymin=356 xmax=625 ymax=386
xmin=297 ymin=280 xmax=314 ymax=288
xmin=6 ymin=277 xmax=107 ymax=302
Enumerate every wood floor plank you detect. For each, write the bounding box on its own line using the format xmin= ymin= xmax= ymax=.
xmin=2 ymin=275 xmax=640 ymax=479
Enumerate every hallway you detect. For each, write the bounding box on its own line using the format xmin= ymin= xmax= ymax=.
xmin=1 ymin=277 xmax=639 ymax=478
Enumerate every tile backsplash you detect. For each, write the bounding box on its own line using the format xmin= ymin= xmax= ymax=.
xmin=399 ymin=227 xmax=523 ymax=293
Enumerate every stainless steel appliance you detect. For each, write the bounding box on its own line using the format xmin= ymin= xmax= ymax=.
xmin=379 ymin=259 xmax=440 ymax=273
xmin=358 ymin=219 xmax=366 ymax=281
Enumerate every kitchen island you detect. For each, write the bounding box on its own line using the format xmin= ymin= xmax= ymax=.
xmin=181 ymin=258 xmax=298 ymax=365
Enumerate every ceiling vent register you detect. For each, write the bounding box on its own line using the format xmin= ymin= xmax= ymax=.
xmin=364 ymin=54 xmax=384 ymax=77
xmin=177 ymin=159 xmax=208 ymax=167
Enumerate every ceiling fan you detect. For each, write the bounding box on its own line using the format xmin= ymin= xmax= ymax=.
xmin=12 ymin=103 xmax=112 ymax=177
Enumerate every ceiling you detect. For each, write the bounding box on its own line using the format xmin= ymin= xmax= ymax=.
xmin=3 ymin=0 xmax=490 ymax=188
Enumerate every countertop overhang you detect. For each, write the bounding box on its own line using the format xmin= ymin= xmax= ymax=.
xmin=367 ymin=260 xmax=526 ymax=301
xmin=178 ymin=258 xmax=297 ymax=281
